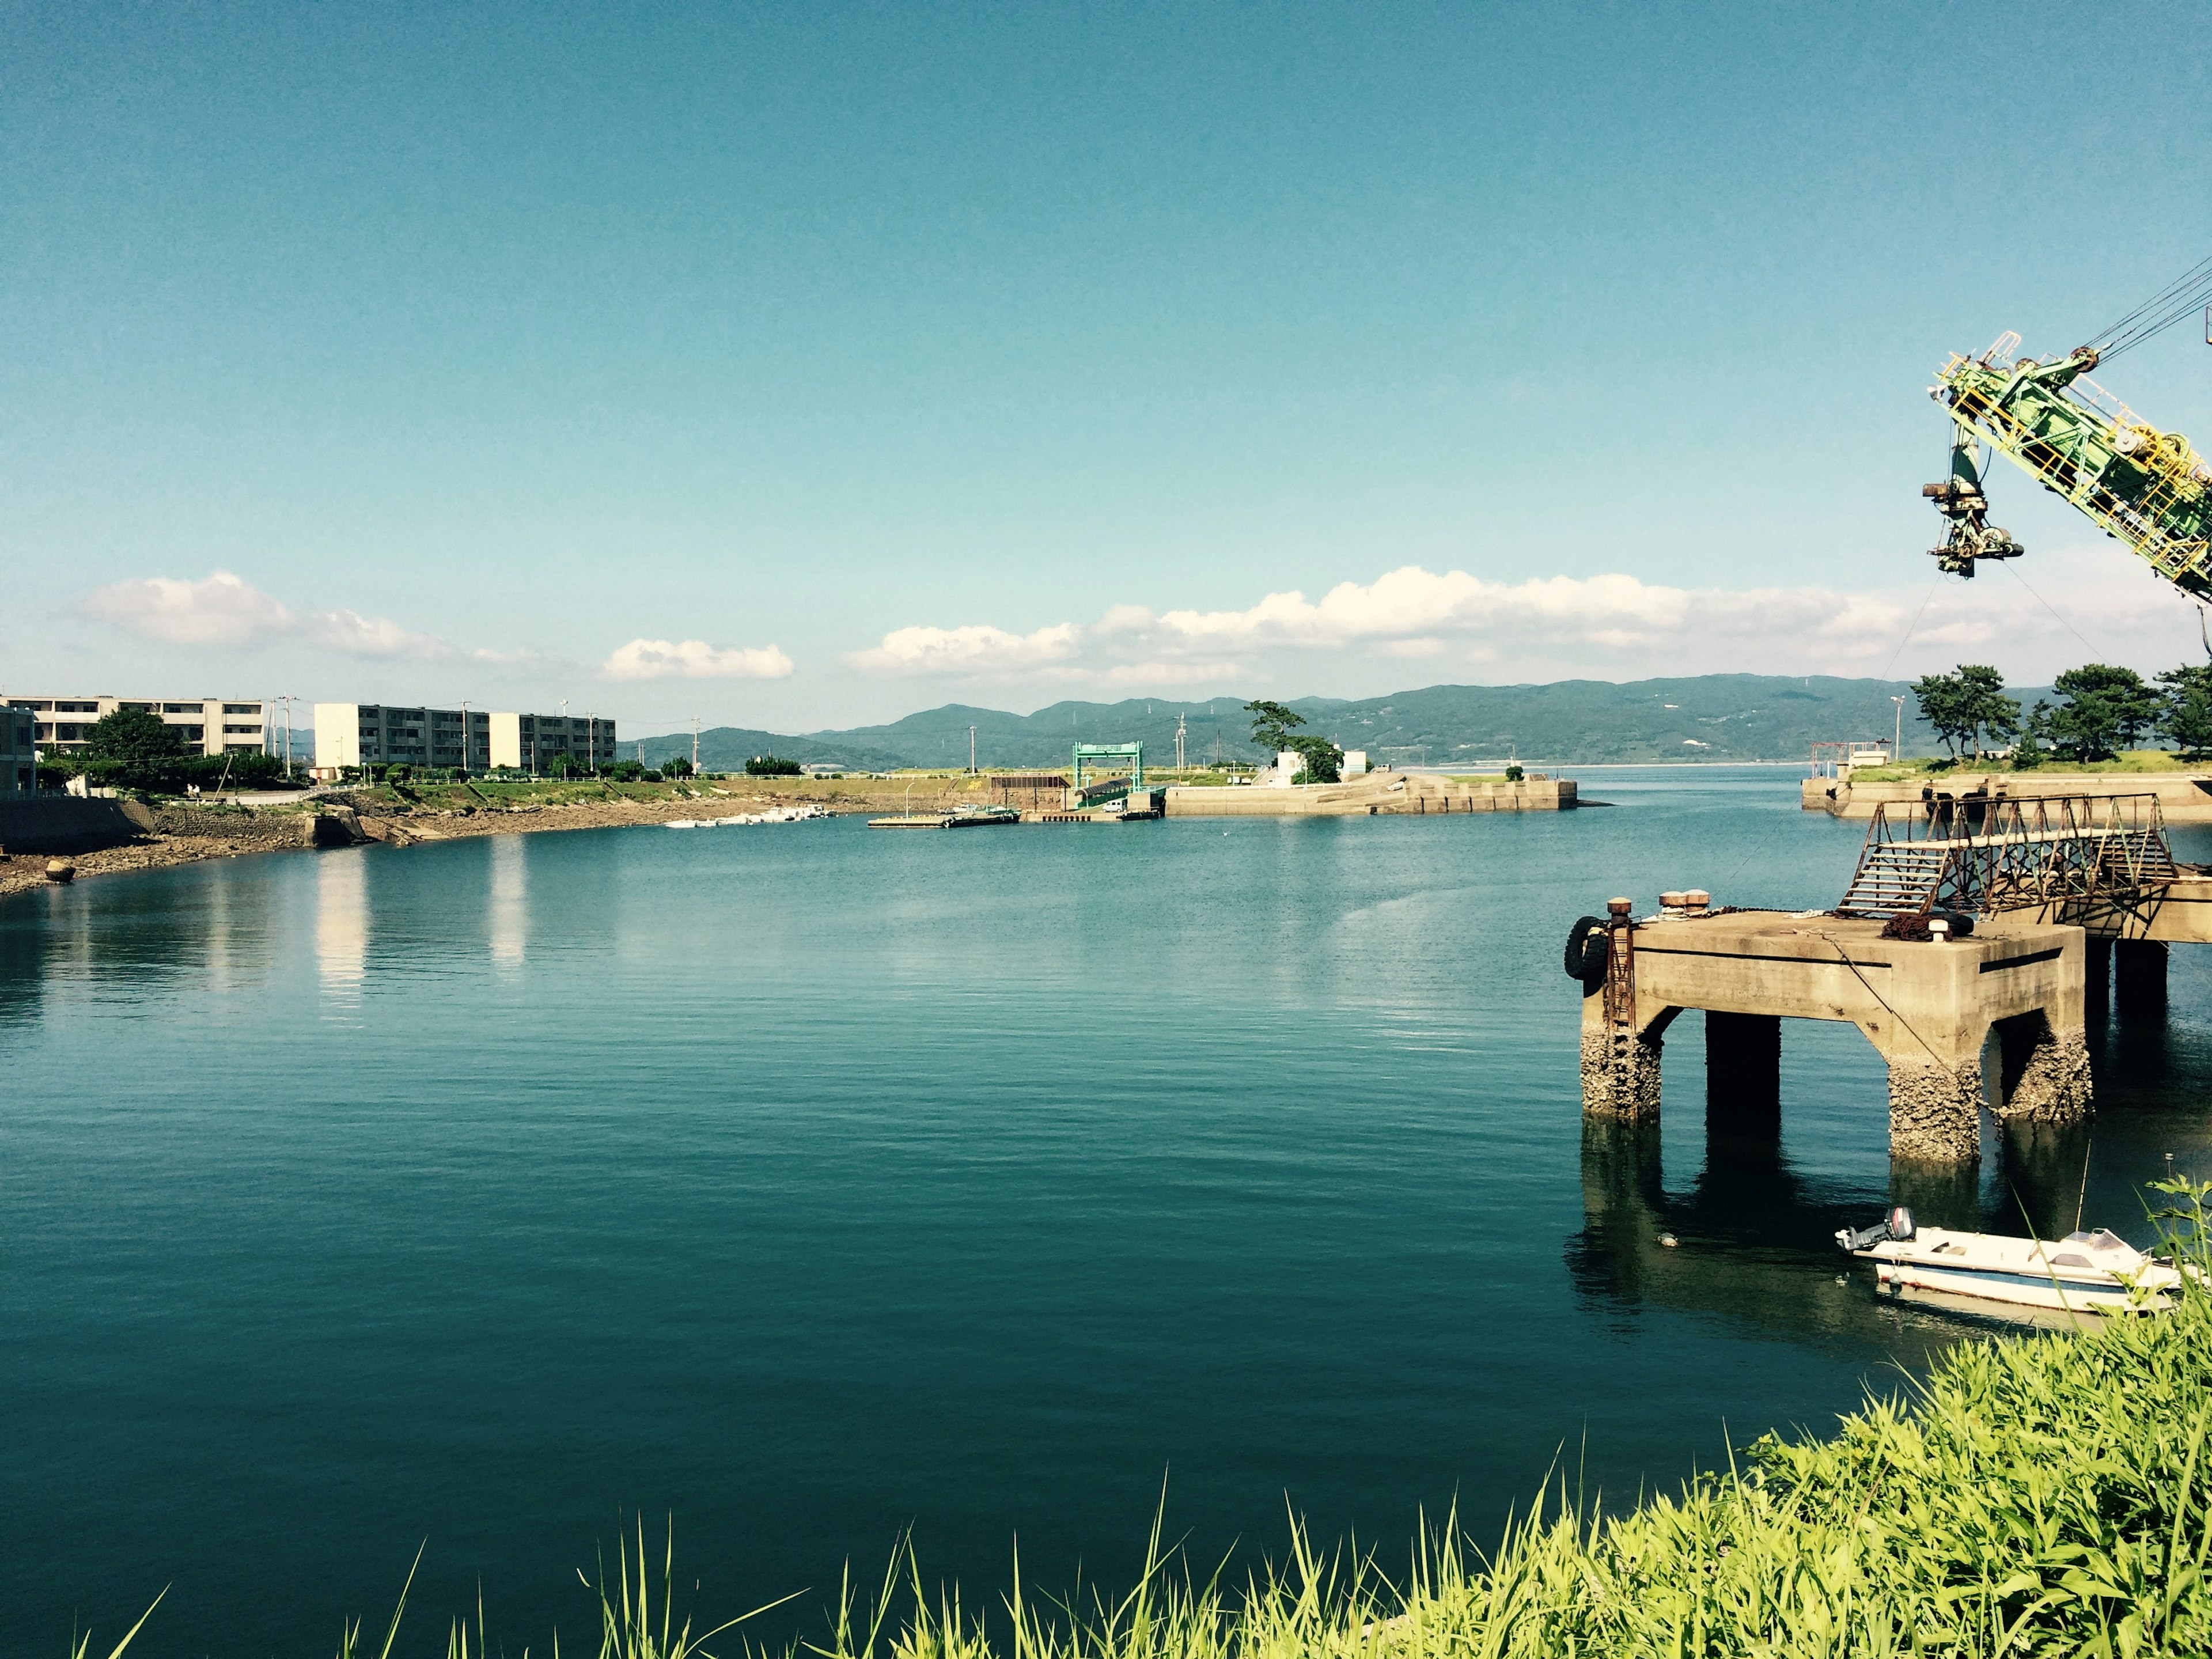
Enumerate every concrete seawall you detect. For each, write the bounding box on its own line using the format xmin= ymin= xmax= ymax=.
xmin=0 ymin=798 xmax=151 ymax=853
xmin=1806 ymin=771 xmax=2212 ymax=820
xmin=1168 ymin=774 xmax=1575 ymax=816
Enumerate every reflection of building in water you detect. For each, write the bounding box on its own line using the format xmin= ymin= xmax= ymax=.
xmin=315 ymin=850 xmax=367 ymax=997
xmin=488 ymin=835 xmax=526 ymax=966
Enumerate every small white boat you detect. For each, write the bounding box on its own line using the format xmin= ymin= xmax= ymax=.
xmin=664 ymin=819 xmax=705 ymax=830
xmin=1838 ymin=1207 xmax=2186 ymax=1316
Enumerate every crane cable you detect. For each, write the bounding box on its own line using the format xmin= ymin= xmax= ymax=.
xmin=2081 ymin=252 xmax=2212 ymax=362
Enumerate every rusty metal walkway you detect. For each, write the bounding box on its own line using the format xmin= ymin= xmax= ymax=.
xmin=1836 ymin=792 xmax=2180 ymax=931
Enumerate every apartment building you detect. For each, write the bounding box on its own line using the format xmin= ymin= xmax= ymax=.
xmin=7 ymin=695 xmax=269 ymax=757
xmin=313 ymin=704 xmax=618 ymax=776
xmin=2 ymin=704 xmax=35 ymax=794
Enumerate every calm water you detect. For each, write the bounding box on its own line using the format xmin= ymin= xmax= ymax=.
xmin=6 ymin=767 xmax=2211 ymax=1656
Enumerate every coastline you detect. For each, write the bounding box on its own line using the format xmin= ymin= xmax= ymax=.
xmin=0 ymin=775 xmax=999 ymax=900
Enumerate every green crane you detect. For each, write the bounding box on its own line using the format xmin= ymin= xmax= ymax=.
xmin=1924 ymin=258 xmax=2212 ymax=598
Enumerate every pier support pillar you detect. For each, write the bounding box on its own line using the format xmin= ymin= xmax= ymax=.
xmin=2115 ymin=940 xmax=2168 ymax=1024
xmin=1993 ymin=1010 xmax=2092 ymax=1124
xmin=1704 ymin=1012 xmax=1781 ymax=1139
xmin=2085 ymin=936 xmax=2112 ymax=1024
xmin=1885 ymin=1056 xmax=1983 ymax=1162
xmin=1581 ymin=1025 xmax=1665 ymax=1121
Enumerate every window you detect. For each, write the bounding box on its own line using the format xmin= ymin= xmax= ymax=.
xmin=224 ymin=724 xmax=260 ymax=736
xmin=164 ymin=703 xmax=199 ymax=714
xmin=60 ymin=702 xmax=99 ymax=713
xmin=224 ymin=704 xmax=259 ymax=715
xmin=122 ymin=703 xmax=151 ymax=712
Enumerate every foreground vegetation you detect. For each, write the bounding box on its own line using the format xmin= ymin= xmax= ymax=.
xmin=80 ymin=1183 xmax=2212 ymax=1657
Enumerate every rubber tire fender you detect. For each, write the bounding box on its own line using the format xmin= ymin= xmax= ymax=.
xmin=1565 ymin=915 xmax=1609 ymax=981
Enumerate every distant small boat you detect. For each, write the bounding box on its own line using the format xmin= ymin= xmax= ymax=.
xmin=665 ymin=819 xmax=705 ymax=830
xmin=1838 ymin=1208 xmax=2187 ymax=1316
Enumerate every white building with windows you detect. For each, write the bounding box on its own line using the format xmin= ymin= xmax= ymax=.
xmin=2 ymin=704 xmax=36 ymax=794
xmin=313 ymin=704 xmax=617 ymax=776
xmin=6 ymin=695 xmax=270 ymax=757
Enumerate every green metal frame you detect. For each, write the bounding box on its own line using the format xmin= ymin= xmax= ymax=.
xmin=1934 ymin=344 xmax=2212 ymax=596
xmin=1071 ymin=742 xmax=1144 ymax=788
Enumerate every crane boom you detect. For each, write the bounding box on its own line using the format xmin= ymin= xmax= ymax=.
xmin=1927 ymin=336 xmax=2212 ymax=597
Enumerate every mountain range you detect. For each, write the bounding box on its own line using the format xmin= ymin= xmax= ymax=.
xmin=631 ymin=674 xmax=1998 ymax=772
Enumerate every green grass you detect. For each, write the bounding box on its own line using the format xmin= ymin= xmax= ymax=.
xmin=75 ymin=1184 xmax=2212 ymax=1657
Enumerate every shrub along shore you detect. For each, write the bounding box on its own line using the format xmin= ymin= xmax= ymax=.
xmin=75 ymin=1184 xmax=2212 ymax=1658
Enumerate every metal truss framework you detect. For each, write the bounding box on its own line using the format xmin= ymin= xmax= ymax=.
xmin=1836 ymin=793 xmax=2179 ymax=934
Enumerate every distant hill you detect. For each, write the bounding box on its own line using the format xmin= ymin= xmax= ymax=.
xmin=634 ymin=675 xmax=1993 ymax=771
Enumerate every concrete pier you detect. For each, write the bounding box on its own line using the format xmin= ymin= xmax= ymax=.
xmin=1580 ymin=909 xmax=2089 ymax=1162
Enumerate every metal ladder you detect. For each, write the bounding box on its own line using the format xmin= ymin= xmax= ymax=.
xmin=1835 ymin=843 xmax=1951 ymax=918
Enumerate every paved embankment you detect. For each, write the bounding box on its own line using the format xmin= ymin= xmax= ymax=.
xmin=1806 ymin=769 xmax=2212 ymax=820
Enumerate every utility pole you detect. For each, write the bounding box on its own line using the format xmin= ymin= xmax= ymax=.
xmin=1891 ymin=695 xmax=1906 ymax=762
xmin=692 ymin=715 xmax=700 ymax=777
xmin=459 ymin=700 xmax=471 ymax=778
xmin=1175 ymin=713 xmax=1187 ymax=772
xmin=281 ymin=693 xmax=295 ymax=779
xmin=588 ymin=711 xmax=597 ymax=775
xmin=968 ymin=724 xmax=976 ymax=774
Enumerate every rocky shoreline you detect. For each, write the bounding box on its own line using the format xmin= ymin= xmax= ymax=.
xmin=0 ymin=779 xmax=990 ymax=901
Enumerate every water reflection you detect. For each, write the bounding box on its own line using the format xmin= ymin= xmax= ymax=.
xmin=488 ymin=835 xmax=527 ymax=968
xmin=315 ymin=849 xmax=368 ymax=1002
xmin=0 ymin=891 xmax=48 ymax=1029
xmin=1571 ymin=1116 xmax=1971 ymax=1358
xmin=1573 ymin=1008 xmax=2205 ymax=1351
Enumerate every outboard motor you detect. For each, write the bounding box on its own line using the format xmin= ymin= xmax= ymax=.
xmin=1835 ymin=1206 xmax=1915 ymax=1253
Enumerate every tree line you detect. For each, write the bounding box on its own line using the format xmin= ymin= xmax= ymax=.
xmin=1911 ymin=662 xmax=2212 ymax=766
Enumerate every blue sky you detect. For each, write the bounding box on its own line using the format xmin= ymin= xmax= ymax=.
xmin=5 ymin=2 xmax=2209 ymax=732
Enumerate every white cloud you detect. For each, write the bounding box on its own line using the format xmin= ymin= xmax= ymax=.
xmin=78 ymin=570 xmax=493 ymax=661
xmin=600 ymin=638 xmax=797 ymax=681
xmin=305 ymin=608 xmax=454 ymax=659
xmin=847 ymin=622 xmax=1082 ymax=676
xmin=1146 ymin=567 xmax=1908 ymax=653
xmin=843 ymin=552 xmax=2197 ymax=693
xmin=80 ymin=571 xmax=296 ymax=646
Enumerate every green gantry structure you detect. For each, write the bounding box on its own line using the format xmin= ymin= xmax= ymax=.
xmin=1070 ymin=742 xmax=1143 ymax=801
xmin=1929 ymin=336 xmax=2212 ymax=597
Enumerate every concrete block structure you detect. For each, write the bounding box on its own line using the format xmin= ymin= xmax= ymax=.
xmin=313 ymin=703 xmax=616 ymax=775
xmin=7 ymin=695 xmax=269 ymax=757
xmin=1167 ymin=770 xmax=1575 ymax=816
xmin=1808 ymin=770 xmax=2212 ymax=823
xmin=1579 ymin=907 xmax=2090 ymax=1163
